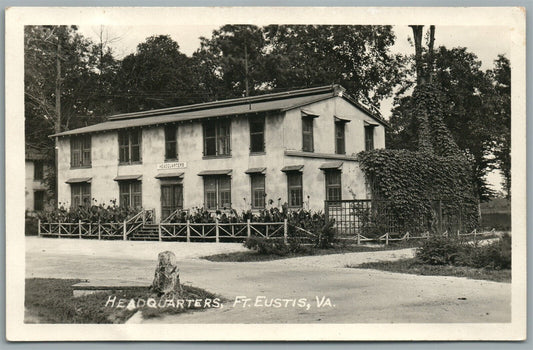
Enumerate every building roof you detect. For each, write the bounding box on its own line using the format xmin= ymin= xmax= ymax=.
xmin=50 ymin=84 xmax=386 ymax=137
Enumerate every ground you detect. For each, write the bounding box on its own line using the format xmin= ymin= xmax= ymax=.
xmin=26 ymin=237 xmax=511 ymax=324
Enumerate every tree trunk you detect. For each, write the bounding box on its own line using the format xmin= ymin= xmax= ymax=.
xmin=409 ymin=25 xmax=425 ymax=85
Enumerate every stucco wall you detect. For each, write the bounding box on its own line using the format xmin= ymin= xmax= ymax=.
xmin=57 ymin=97 xmax=385 ymax=219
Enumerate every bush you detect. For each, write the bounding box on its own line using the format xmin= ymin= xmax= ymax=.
xmin=416 ymin=234 xmax=512 ymax=270
xmin=471 ymin=234 xmax=511 ymax=269
xmin=36 ymin=200 xmax=139 ymax=223
xmin=25 ymin=216 xmax=39 ymax=236
xmin=416 ymin=236 xmax=468 ymax=265
xmin=243 ymin=237 xmax=290 ymax=256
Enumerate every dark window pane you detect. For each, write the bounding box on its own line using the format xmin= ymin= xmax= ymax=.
xmin=34 ymin=190 xmax=44 ymax=211
xmin=251 ymin=174 xmax=265 ymax=208
xmin=302 ymin=117 xmax=314 ymax=152
xmin=34 ymin=161 xmax=44 ymax=180
xmin=325 ymin=171 xmax=342 ymax=201
xmin=365 ymin=126 xmax=374 ymax=151
xmin=165 ymin=125 xmax=177 ymax=160
xmin=131 ymin=145 xmax=140 ymax=162
xmin=287 ymin=172 xmax=303 ymax=207
xmin=250 ymin=116 xmax=265 ymax=153
xmin=335 ymin=122 xmax=345 ymax=154
xmin=204 ymin=138 xmax=216 ymax=156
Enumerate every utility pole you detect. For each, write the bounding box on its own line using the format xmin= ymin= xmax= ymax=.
xmin=54 ymin=36 xmax=62 ymax=206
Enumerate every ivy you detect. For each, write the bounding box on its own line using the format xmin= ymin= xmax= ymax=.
xmin=357 ymin=83 xmax=479 ymax=233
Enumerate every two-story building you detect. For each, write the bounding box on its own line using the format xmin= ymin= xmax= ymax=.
xmin=25 ymin=145 xmax=52 ymax=215
xmin=51 ymin=84 xmax=386 ymax=221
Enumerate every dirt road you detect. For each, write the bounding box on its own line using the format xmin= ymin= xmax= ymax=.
xmin=25 ymin=237 xmax=511 ymax=323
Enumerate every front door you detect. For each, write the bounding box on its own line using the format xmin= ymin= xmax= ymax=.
xmin=161 ymin=184 xmax=183 ymax=220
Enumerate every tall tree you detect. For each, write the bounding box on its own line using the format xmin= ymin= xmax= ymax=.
xmin=114 ymin=35 xmax=204 ymax=112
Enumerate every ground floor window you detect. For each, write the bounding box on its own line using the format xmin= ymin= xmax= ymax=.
xmin=119 ymin=181 xmax=142 ymax=209
xmin=250 ymin=174 xmax=266 ymax=209
xmin=204 ymin=176 xmax=231 ymax=210
xmin=325 ymin=170 xmax=342 ymax=201
xmin=71 ymin=183 xmax=91 ymax=207
xmin=34 ymin=190 xmax=45 ymax=211
xmin=287 ymin=172 xmax=303 ymax=208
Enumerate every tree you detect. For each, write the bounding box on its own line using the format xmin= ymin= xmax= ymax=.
xmin=387 ymin=33 xmax=511 ymax=200
xmin=113 ymin=35 xmax=204 ymax=112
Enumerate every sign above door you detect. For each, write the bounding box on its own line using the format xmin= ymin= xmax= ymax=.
xmin=157 ymin=162 xmax=187 ymax=170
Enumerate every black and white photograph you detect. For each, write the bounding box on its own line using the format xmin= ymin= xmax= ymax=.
xmin=5 ymin=6 xmax=527 ymax=341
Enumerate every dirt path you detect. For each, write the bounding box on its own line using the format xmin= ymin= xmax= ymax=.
xmin=25 ymin=237 xmax=511 ymax=324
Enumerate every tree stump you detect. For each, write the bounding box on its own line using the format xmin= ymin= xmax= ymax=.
xmin=151 ymin=251 xmax=181 ymax=296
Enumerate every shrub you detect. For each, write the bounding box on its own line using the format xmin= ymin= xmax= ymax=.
xmin=471 ymin=234 xmax=511 ymax=269
xmin=416 ymin=236 xmax=470 ymax=265
xmin=243 ymin=237 xmax=290 ymax=256
xmin=25 ymin=216 xmax=39 ymax=236
xmin=36 ymin=200 xmax=138 ymax=223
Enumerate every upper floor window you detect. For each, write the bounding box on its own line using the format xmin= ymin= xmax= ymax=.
xmin=302 ymin=117 xmax=314 ymax=152
xmin=203 ymin=176 xmax=231 ymax=210
xmin=250 ymin=173 xmax=266 ymax=209
xmin=71 ymin=183 xmax=91 ymax=207
xmin=204 ymin=119 xmax=231 ymax=157
xmin=365 ymin=126 xmax=375 ymax=151
xmin=335 ymin=122 xmax=346 ymax=154
xmin=119 ymin=180 xmax=142 ymax=209
xmin=119 ymin=129 xmax=141 ymax=164
xmin=249 ymin=116 xmax=265 ymax=153
xmin=34 ymin=161 xmax=44 ymax=181
xmin=325 ymin=170 xmax=342 ymax=201
xmin=164 ymin=125 xmax=178 ymax=160
xmin=71 ymin=135 xmax=91 ymax=168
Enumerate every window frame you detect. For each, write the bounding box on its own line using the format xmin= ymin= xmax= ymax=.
xmin=325 ymin=170 xmax=342 ymax=201
xmin=119 ymin=180 xmax=142 ymax=209
xmin=33 ymin=161 xmax=44 ymax=181
xmin=70 ymin=135 xmax=92 ymax=168
xmin=302 ymin=116 xmax=314 ymax=152
xmin=34 ymin=190 xmax=45 ymax=211
xmin=335 ymin=122 xmax=346 ymax=155
xmin=164 ymin=125 xmax=178 ymax=161
xmin=250 ymin=173 xmax=266 ymax=209
xmin=118 ymin=129 xmax=142 ymax=165
xmin=203 ymin=175 xmax=232 ymax=210
xmin=365 ymin=126 xmax=375 ymax=151
xmin=70 ymin=183 xmax=91 ymax=208
xmin=203 ymin=118 xmax=231 ymax=157
xmin=249 ymin=116 xmax=265 ymax=154
xmin=286 ymin=171 xmax=303 ymax=208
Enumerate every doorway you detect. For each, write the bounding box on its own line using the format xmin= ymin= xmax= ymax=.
xmin=161 ymin=184 xmax=183 ymax=220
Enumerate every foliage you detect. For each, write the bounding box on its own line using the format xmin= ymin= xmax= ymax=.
xmin=25 ymin=215 xmax=39 ymax=236
xmin=243 ymin=237 xmax=291 ymax=256
xmin=416 ymin=234 xmax=511 ymax=270
xmin=36 ymin=200 xmax=138 ymax=223
xmin=388 ymin=47 xmax=511 ymax=200
xmin=358 ymin=149 xmax=479 ymax=234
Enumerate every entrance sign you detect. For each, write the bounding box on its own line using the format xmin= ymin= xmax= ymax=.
xmin=157 ymin=162 xmax=187 ymax=170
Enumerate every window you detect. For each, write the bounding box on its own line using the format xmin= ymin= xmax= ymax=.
xmin=335 ymin=122 xmax=346 ymax=154
xmin=34 ymin=190 xmax=45 ymax=211
xmin=204 ymin=176 xmax=231 ymax=209
xmin=119 ymin=129 xmax=142 ymax=164
xmin=164 ymin=125 xmax=178 ymax=160
xmin=250 ymin=174 xmax=266 ymax=209
xmin=70 ymin=135 xmax=91 ymax=168
xmin=71 ymin=183 xmax=91 ymax=207
xmin=287 ymin=172 xmax=303 ymax=208
xmin=249 ymin=116 xmax=265 ymax=153
xmin=119 ymin=181 xmax=142 ymax=208
xmin=325 ymin=171 xmax=342 ymax=201
xmin=203 ymin=119 xmax=231 ymax=157
xmin=302 ymin=117 xmax=314 ymax=152
xmin=365 ymin=126 xmax=374 ymax=151
xmin=34 ymin=161 xmax=44 ymax=181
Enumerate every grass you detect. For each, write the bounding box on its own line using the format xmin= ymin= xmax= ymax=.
xmin=203 ymin=240 xmax=423 ymax=262
xmin=349 ymin=258 xmax=511 ymax=283
xmin=25 ymin=278 xmax=221 ymax=324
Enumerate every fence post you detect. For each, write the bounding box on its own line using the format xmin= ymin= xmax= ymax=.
xmin=357 ymin=233 xmax=361 ymax=245
xmin=98 ymin=221 xmax=101 ymax=240
xmin=158 ymin=224 xmax=162 ymax=242
xmin=78 ymin=220 xmax=82 ymax=239
xmin=186 ymin=220 xmax=190 ymax=243
xmin=247 ymin=219 xmax=251 ymax=238
xmin=123 ymin=220 xmax=127 ymax=241
xmin=385 ymin=232 xmax=389 ymax=245
xmin=283 ymin=219 xmax=288 ymax=244
xmin=38 ymin=219 xmax=41 ymax=237
xmin=215 ymin=218 xmax=220 ymax=243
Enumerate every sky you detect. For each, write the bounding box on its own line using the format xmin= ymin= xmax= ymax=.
xmin=77 ymin=24 xmax=511 ymax=192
